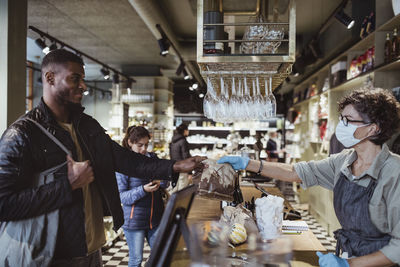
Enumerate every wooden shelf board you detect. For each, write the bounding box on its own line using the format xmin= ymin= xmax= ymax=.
xmin=378 ymin=13 xmax=400 ymax=31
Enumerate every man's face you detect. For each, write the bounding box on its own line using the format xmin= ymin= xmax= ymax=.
xmin=47 ymin=61 xmax=87 ymax=106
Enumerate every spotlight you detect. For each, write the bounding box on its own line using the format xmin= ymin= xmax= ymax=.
xmin=176 ymin=62 xmax=185 ymax=76
xmin=292 ymin=63 xmax=301 ymax=77
xmin=35 ymin=38 xmax=47 ymax=53
xmin=83 ymin=90 xmax=89 ymax=96
xmin=157 ymin=38 xmax=170 ymax=56
xmin=183 ymin=69 xmax=190 ymax=80
xmin=189 ymin=86 xmax=194 ymax=91
xmin=335 ymin=9 xmax=355 ymax=29
xmin=49 ymin=42 xmax=58 ymax=51
xmin=126 ymin=78 xmax=133 ymax=90
xmin=112 ymin=73 xmax=119 ymax=84
xmin=192 ymin=82 xmax=199 ymax=89
xmin=199 ymin=93 xmax=205 ymax=98
xmin=100 ymin=68 xmax=110 ymax=80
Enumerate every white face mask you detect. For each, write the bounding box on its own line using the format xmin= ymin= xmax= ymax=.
xmin=335 ymin=120 xmax=370 ymax=148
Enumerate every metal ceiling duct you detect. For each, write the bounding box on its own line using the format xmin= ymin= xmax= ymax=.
xmin=127 ymin=0 xmax=205 ymax=87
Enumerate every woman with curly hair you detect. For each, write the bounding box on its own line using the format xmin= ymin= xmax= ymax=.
xmin=219 ymin=88 xmax=400 ymax=267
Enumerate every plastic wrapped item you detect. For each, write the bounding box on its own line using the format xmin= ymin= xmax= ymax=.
xmin=255 ymin=195 xmax=284 ymax=240
xmin=192 ymin=159 xmax=237 ymax=201
xmin=219 ymin=205 xmax=259 ymax=236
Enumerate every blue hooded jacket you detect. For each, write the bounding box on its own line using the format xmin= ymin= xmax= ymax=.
xmin=116 ymin=152 xmax=169 ymax=230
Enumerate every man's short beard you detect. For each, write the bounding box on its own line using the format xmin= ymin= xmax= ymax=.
xmin=65 ymin=101 xmax=83 ymax=111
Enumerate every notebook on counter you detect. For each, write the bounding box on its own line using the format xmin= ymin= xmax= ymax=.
xmin=282 ymin=220 xmax=309 ymax=231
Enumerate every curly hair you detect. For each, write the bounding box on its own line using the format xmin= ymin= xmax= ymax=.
xmin=122 ymin=126 xmax=150 ymax=149
xmin=338 ymin=87 xmax=400 ymax=145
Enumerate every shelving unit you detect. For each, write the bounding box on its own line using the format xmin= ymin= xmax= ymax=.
xmin=196 ymin=0 xmax=296 ymax=92
xmin=174 ymin=114 xmax=293 ymax=164
xmin=290 ymin=7 xmax=400 ymax=236
xmin=109 ymin=77 xmax=174 ymax=158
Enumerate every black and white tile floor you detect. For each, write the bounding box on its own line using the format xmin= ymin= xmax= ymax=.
xmin=102 ymin=206 xmax=336 ymax=266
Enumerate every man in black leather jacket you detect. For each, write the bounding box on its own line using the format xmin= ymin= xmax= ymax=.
xmin=0 ymin=49 xmax=205 ymax=266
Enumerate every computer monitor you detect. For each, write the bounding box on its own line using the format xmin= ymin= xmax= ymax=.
xmin=145 ymin=184 xmax=200 ymax=267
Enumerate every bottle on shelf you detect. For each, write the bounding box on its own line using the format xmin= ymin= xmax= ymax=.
xmin=392 ymin=28 xmax=400 ymax=60
xmin=385 ymin=33 xmax=392 ymax=63
xmin=359 ymin=17 xmax=367 ymax=39
xmin=366 ymin=12 xmax=375 ymax=35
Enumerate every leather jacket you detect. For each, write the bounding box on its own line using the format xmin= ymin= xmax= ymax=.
xmin=0 ymin=99 xmax=177 ymax=259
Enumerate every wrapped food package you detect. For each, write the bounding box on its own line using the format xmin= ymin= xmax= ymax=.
xmin=192 ymin=159 xmax=237 ymax=201
xmin=255 ymin=195 xmax=284 ymax=240
xmin=219 ymin=205 xmax=258 ymax=235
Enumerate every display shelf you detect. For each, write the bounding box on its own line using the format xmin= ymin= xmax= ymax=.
xmin=378 ymin=12 xmax=400 ymax=31
xmin=185 ymin=126 xmax=278 ymax=131
xmin=188 ymin=140 xmax=256 ymax=145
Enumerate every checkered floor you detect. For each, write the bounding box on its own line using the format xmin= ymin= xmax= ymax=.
xmin=102 ymin=237 xmax=150 ymax=266
xmin=294 ymin=204 xmax=337 ymax=252
xmin=102 ymin=205 xmax=336 ymax=266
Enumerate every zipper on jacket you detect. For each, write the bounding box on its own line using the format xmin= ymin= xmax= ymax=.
xmin=130 ymin=205 xmax=135 ymax=219
xmin=149 ymin=192 xmax=154 ymax=229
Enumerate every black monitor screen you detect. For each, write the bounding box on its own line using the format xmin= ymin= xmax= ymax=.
xmin=145 ymin=184 xmax=197 ymax=267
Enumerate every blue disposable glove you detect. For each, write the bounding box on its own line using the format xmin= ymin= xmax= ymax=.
xmin=316 ymin=252 xmax=349 ymax=267
xmin=217 ymin=156 xmax=250 ymax=171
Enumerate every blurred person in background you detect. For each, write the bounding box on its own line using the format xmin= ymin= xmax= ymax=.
xmin=116 ymin=126 xmax=169 ymax=267
xmin=170 ymin=123 xmax=192 ymax=191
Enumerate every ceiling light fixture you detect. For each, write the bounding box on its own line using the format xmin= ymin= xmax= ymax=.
xmin=155 ymin=24 xmax=197 ymax=83
xmin=29 ymin=25 xmax=135 ymax=84
xmin=35 ymin=38 xmax=47 ymax=53
xmin=335 ymin=9 xmax=355 ymax=29
xmin=126 ymin=78 xmax=133 ymax=90
xmin=83 ymin=90 xmax=90 ymax=96
xmin=192 ymin=82 xmax=199 ymax=90
xmin=183 ymin=69 xmax=190 ymax=80
xmin=189 ymin=86 xmax=194 ymax=91
xmin=176 ymin=61 xmax=185 ymax=76
xmin=112 ymin=73 xmax=120 ymax=84
xmin=157 ymin=38 xmax=170 ymax=56
xmin=49 ymin=42 xmax=58 ymax=51
xmin=199 ymin=93 xmax=205 ymax=98
xmin=101 ymin=68 xmax=110 ymax=80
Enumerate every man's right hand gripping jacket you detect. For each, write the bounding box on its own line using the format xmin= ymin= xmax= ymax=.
xmin=217 ymin=156 xmax=250 ymax=171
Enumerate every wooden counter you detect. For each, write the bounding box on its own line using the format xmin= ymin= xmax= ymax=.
xmin=172 ymin=186 xmax=325 ymax=266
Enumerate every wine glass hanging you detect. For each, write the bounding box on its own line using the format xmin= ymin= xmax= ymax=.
xmin=203 ymin=75 xmax=277 ymax=122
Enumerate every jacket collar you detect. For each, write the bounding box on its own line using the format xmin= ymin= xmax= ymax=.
xmin=35 ymin=97 xmax=85 ymax=126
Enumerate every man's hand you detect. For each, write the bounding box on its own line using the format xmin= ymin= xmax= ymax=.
xmin=217 ymin=156 xmax=250 ymax=171
xmin=67 ymin=155 xmax=94 ymax=190
xmin=173 ymin=156 xmax=207 ymax=173
xmin=143 ymin=181 xmax=160 ymax=192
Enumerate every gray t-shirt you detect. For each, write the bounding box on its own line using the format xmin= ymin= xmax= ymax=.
xmin=294 ymin=144 xmax=400 ymax=264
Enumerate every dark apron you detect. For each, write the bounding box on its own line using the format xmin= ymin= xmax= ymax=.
xmin=333 ymin=172 xmax=391 ymax=257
